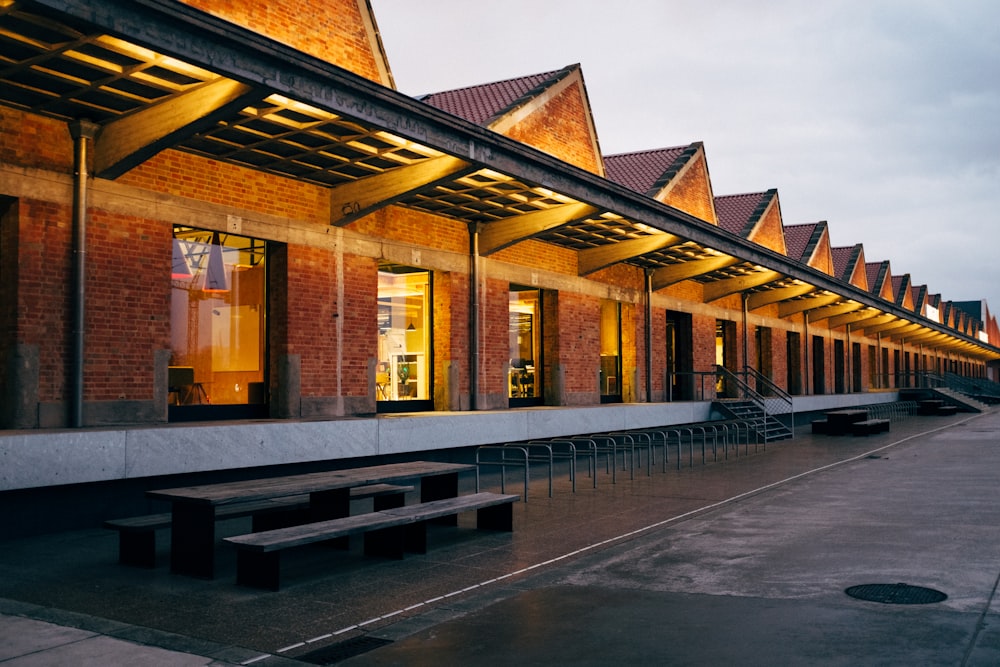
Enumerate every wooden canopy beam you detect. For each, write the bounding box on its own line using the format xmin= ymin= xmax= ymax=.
xmin=703 ymin=270 xmax=784 ymax=303
xmin=94 ymin=77 xmax=264 ymax=179
xmin=478 ymin=201 xmax=600 ymax=255
xmin=805 ymin=302 xmax=864 ymax=323
xmin=827 ymin=308 xmax=883 ymax=328
xmin=746 ymin=283 xmax=815 ymax=310
xmin=777 ymin=293 xmax=842 ymax=318
xmin=578 ymin=233 xmax=682 ymax=275
xmin=329 ymin=155 xmax=475 ymax=226
xmin=650 ymin=255 xmax=740 ymax=291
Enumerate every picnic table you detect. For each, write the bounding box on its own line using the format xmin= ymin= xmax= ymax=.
xmin=824 ymin=409 xmax=869 ymax=435
xmin=147 ymin=461 xmax=474 ymax=578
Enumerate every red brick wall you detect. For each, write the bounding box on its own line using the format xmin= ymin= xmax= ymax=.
xmin=649 ymin=305 xmax=666 ymax=398
xmin=480 ymin=276 xmax=509 ymax=404
xmin=0 ymin=108 xmax=72 ymax=172
xmin=85 ymin=210 xmax=171 ymax=400
xmin=558 ymin=293 xmax=599 ymax=403
xmin=504 ymin=83 xmax=603 ymax=175
xmin=433 ymin=270 xmax=470 ymax=407
xmin=181 ymin=0 xmax=390 ymax=84
xmin=340 ymin=253 xmax=377 ymax=398
xmin=748 ymin=201 xmax=787 ymax=254
xmin=120 ymin=151 xmax=329 ymax=224
xmin=17 ymin=198 xmax=72 ymax=402
xmin=352 ymin=207 xmax=469 ymax=254
xmin=661 ymin=151 xmax=717 ymax=224
xmin=492 ymin=239 xmax=578 ymax=276
xmin=291 ymin=249 xmax=376 ymax=400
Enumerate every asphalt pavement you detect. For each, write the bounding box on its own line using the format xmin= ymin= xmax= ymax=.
xmin=2 ymin=407 xmax=998 ymax=666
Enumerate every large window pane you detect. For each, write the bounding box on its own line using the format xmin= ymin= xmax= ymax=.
xmin=600 ymin=299 xmax=621 ymax=399
xmin=509 ymin=287 xmax=540 ymax=400
xmin=170 ymin=227 xmax=266 ymax=407
xmin=377 ymin=265 xmax=430 ymax=402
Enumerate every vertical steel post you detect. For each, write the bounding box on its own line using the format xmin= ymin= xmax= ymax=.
xmin=69 ymin=119 xmax=99 ymax=428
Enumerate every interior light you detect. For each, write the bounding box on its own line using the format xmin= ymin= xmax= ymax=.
xmin=171 ymin=238 xmax=192 ymax=280
xmin=203 ymin=232 xmax=230 ymax=293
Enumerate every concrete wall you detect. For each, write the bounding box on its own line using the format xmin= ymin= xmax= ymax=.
xmin=0 ymin=402 xmax=714 ymax=491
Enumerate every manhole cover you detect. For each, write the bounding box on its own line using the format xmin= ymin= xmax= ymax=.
xmin=845 ymin=583 xmax=947 ymax=605
xmin=298 ymin=636 xmax=392 ymax=665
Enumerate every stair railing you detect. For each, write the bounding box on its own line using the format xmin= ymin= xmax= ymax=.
xmin=742 ymin=366 xmax=794 ymax=438
xmin=715 ymin=365 xmax=793 ymax=439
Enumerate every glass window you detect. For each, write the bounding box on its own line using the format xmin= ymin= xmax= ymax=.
xmin=170 ymin=227 xmax=266 ymax=410
xmin=600 ymin=299 xmax=621 ymax=400
xmin=377 ymin=265 xmax=430 ymax=403
xmin=509 ymin=286 xmax=541 ymax=401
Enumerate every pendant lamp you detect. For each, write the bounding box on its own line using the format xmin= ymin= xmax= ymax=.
xmin=171 ymin=238 xmax=192 ymax=280
xmin=203 ymin=232 xmax=229 ymax=292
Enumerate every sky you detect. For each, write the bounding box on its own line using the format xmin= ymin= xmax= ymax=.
xmin=372 ymin=0 xmax=1000 ymax=319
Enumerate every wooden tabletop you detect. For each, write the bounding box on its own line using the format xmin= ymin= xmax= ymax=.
xmin=147 ymin=461 xmax=474 ymax=507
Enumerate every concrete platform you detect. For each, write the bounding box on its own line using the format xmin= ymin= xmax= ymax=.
xmin=2 ymin=408 xmax=999 ymax=665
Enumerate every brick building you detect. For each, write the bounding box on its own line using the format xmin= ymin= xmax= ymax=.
xmin=0 ymin=0 xmax=997 ymax=498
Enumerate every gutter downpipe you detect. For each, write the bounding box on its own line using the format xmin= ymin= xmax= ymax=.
xmin=69 ymin=119 xmax=99 ymax=428
xmin=742 ymin=292 xmax=749 ymax=383
xmin=645 ymin=270 xmax=653 ymax=402
xmin=469 ymin=222 xmax=480 ymax=410
xmin=803 ymin=311 xmax=810 ymax=395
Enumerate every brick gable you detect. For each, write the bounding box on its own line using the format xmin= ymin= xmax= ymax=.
xmin=180 ymin=0 xmax=394 ymax=87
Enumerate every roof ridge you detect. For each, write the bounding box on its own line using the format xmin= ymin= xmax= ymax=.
xmin=417 ymin=66 xmax=568 ymax=100
xmin=482 ymin=64 xmax=578 ymax=128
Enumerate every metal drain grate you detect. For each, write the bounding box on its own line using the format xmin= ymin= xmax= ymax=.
xmin=298 ymin=636 xmax=393 ymax=665
xmin=845 ymin=583 xmax=947 ymax=605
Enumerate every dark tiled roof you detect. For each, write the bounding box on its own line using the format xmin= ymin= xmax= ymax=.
xmin=911 ymin=284 xmax=927 ymax=311
xmin=604 ymin=145 xmax=690 ymax=196
xmin=892 ymin=274 xmax=911 ymax=306
xmin=831 ymin=245 xmax=860 ymax=282
xmin=784 ymin=223 xmax=819 ymax=262
xmin=865 ymin=262 xmax=881 ymax=291
xmin=714 ymin=191 xmax=772 ymax=236
xmin=419 ymin=67 xmax=571 ymax=127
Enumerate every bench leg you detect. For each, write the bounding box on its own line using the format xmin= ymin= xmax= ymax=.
xmin=171 ymin=503 xmax=216 ymax=579
xmin=310 ymin=489 xmax=351 ymax=549
xmin=364 ymin=526 xmax=405 ymax=559
xmin=236 ymin=551 xmax=281 ymax=591
xmin=252 ymin=508 xmax=310 ymax=532
xmin=403 ymin=521 xmax=428 ymax=554
xmin=478 ymin=503 xmax=514 ymax=531
xmin=373 ymin=493 xmax=406 ymax=511
xmin=421 ymin=473 xmax=459 ymax=526
xmin=119 ymin=530 xmax=157 ymax=568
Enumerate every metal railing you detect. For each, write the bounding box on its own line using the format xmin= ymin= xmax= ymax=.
xmin=715 ymin=365 xmax=793 ymax=439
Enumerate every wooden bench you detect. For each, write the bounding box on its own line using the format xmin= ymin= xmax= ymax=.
xmin=851 ymin=419 xmax=890 ymax=436
xmin=105 ymin=483 xmax=412 ymax=568
xmin=225 ymin=491 xmax=519 ymax=590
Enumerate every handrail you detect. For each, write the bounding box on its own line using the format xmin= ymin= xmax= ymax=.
xmin=715 ymin=365 xmax=794 ymax=439
xmin=742 ymin=366 xmax=794 ymax=438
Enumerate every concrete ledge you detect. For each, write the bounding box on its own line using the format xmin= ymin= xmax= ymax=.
xmin=0 ymin=397 xmax=893 ymax=491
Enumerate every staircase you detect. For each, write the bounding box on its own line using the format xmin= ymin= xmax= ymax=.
xmin=714 ymin=399 xmax=793 ymax=442
xmin=712 ymin=366 xmax=793 ymax=443
xmin=942 ymin=373 xmax=1000 ymax=406
xmin=930 ymin=387 xmax=991 ymax=413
